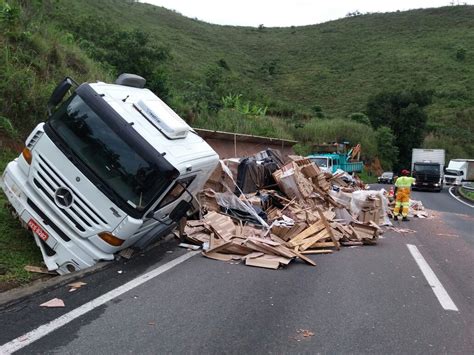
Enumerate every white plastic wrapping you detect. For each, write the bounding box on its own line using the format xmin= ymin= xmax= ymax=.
xmin=350 ymin=189 xmax=391 ymax=226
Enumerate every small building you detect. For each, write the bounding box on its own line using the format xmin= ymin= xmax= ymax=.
xmin=194 ymin=128 xmax=297 ymax=159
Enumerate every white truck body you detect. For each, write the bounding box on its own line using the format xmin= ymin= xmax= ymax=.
xmin=467 ymin=161 xmax=474 ymax=181
xmin=411 ymin=149 xmax=445 ymax=191
xmin=1 ymin=75 xmax=219 ymax=274
xmin=411 ymin=149 xmax=446 ymax=172
xmin=444 ymin=159 xmax=466 ymax=185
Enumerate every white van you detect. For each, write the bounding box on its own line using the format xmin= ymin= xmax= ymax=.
xmin=1 ymin=74 xmax=219 ymax=274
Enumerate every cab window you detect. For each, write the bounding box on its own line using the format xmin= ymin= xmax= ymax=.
xmin=155 ymin=176 xmax=195 ymax=210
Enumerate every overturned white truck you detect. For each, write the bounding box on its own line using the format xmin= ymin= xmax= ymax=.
xmin=1 ymin=74 xmax=219 ymax=274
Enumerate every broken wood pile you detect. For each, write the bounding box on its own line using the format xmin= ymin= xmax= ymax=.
xmin=184 ymin=156 xmax=386 ymax=269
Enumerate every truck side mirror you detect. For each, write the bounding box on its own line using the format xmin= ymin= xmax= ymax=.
xmin=47 ymin=77 xmax=77 ymax=115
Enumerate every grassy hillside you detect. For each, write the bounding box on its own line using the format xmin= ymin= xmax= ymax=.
xmin=1 ymin=0 xmax=474 ymax=158
xmin=50 ymin=0 xmax=474 ymax=160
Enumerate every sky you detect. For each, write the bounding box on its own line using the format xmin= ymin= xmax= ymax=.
xmin=140 ymin=0 xmax=473 ymax=27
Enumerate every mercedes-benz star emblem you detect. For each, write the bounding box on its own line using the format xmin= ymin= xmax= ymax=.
xmin=54 ymin=187 xmax=74 ymax=208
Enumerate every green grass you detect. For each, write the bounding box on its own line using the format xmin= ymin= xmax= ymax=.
xmin=459 ymin=186 xmax=474 ymax=202
xmin=357 ymin=170 xmax=378 ymax=184
xmin=0 ymin=149 xmax=43 ymax=287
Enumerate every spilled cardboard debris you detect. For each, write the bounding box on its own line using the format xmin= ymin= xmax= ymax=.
xmin=185 ymin=154 xmax=390 ymax=269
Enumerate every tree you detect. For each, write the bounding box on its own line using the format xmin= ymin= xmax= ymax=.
xmin=366 ymin=90 xmax=432 ymax=171
xmin=349 ymin=112 xmax=371 ymax=126
xmin=375 ymin=126 xmax=398 ymax=170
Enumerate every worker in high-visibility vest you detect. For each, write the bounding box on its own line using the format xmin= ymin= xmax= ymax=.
xmin=393 ymin=169 xmax=416 ymax=221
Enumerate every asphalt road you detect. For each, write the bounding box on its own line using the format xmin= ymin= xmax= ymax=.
xmin=1 ymin=185 xmax=473 ymax=354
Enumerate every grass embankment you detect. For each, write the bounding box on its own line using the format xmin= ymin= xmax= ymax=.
xmin=459 ymin=186 xmax=474 ymax=202
xmin=0 ymin=149 xmax=43 ymax=290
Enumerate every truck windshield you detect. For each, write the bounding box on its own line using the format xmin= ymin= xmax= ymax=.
xmin=414 ymin=164 xmax=439 ymax=174
xmin=48 ymin=94 xmax=174 ymax=212
xmin=311 ymin=158 xmax=328 ymax=168
xmin=446 ymin=169 xmax=462 ymax=176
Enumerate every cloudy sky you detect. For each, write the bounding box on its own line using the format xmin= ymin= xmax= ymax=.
xmin=140 ymin=0 xmax=472 ymax=27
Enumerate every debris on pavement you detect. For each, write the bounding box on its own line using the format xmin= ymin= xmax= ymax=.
xmin=184 ymin=152 xmax=391 ymax=270
xmin=386 ymin=227 xmax=417 ymax=234
xmin=118 ymin=248 xmax=135 ymax=260
xmin=67 ymin=281 xmax=87 ymax=292
xmin=178 ymin=243 xmax=201 ymax=250
xmin=409 ymin=200 xmax=430 ymax=218
xmin=292 ymin=329 xmax=316 ymax=341
xmin=40 ymin=298 xmax=65 ymax=308
xmin=24 ymin=265 xmax=56 ymax=275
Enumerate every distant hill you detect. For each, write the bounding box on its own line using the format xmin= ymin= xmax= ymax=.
xmin=1 ymin=0 xmax=473 ymax=162
xmin=53 ymin=0 xmax=474 ymax=158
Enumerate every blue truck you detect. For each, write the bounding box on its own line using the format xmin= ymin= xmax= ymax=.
xmin=307 ymin=153 xmax=364 ymax=174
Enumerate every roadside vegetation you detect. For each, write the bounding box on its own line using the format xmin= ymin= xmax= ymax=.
xmin=0 ymin=0 xmax=473 ymax=285
xmin=459 ymin=186 xmax=474 ymax=202
xmin=0 ymin=149 xmax=44 ymax=287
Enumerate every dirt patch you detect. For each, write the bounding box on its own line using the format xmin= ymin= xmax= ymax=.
xmin=0 ymin=280 xmax=22 ymax=293
xmin=0 ymin=132 xmax=23 ymax=152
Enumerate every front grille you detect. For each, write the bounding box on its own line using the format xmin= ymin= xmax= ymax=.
xmin=445 ymin=177 xmax=455 ymax=183
xmin=416 ymin=174 xmax=439 ymax=183
xmin=32 ymin=154 xmax=109 ymax=234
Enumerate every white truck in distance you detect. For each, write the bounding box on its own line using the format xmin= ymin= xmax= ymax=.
xmin=411 ymin=148 xmax=445 ymax=192
xmin=444 ymin=159 xmax=474 ymax=185
xmin=1 ymin=74 xmax=219 ymax=274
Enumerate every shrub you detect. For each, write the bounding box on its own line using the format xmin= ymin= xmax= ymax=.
xmin=456 ymin=46 xmax=466 ymax=61
xmin=293 ymin=118 xmax=377 ymax=159
xmin=349 ymin=112 xmax=371 ymax=126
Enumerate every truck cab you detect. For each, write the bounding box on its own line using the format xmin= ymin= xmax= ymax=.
xmin=307 ymin=153 xmax=363 ymax=174
xmin=444 ymin=159 xmax=474 ymax=186
xmin=412 ymin=162 xmax=443 ymax=191
xmin=1 ymin=74 xmax=219 ymax=274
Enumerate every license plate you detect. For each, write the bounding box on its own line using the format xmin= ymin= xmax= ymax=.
xmin=423 ymin=183 xmax=428 ymax=185
xmin=28 ymin=219 xmax=49 ymax=241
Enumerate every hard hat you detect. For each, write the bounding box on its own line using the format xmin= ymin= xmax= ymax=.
xmin=401 ymin=169 xmax=410 ymax=176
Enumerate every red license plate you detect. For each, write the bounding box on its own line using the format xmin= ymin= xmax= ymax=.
xmin=28 ymin=219 xmax=49 ymax=241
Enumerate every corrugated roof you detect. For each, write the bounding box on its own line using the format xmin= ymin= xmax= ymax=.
xmin=193 ymin=128 xmax=298 ymax=146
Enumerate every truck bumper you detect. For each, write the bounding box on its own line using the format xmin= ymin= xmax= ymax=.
xmin=1 ymin=161 xmax=113 ymax=274
xmin=412 ymin=182 xmax=442 ymax=191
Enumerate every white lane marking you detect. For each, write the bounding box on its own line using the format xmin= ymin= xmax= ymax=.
xmin=448 ymin=187 xmax=474 ymax=208
xmin=406 ymin=244 xmax=459 ymax=312
xmin=0 ymin=251 xmax=199 ymax=354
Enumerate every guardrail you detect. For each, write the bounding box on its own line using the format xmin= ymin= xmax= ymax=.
xmin=462 ymin=182 xmax=474 ymax=191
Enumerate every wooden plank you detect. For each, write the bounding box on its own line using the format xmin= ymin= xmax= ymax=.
xmin=300 ymin=250 xmax=334 ymax=254
xmin=221 ymin=242 xmax=255 ymax=255
xmin=316 ymin=208 xmax=340 ymax=250
xmin=242 ymin=252 xmax=265 ymax=260
xmin=263 ymin=255 xmax=293 ymax=265
xmin=24 ymin=265 xmax=55 ymax=274
xmin=207 ymin=240 xmax=233 ymax=254
xmin=245 ymin=256 xmax=280 ymax=269
xmin=202 ymin=251 xmax=233 ymax=261
xmin=285 ymin=223 xmax=308 ymax=240
xmin=287 ymin=221 xmax=325 ymax=247
xmin=292 ymin=250 xmax=317 ymax=266
xmin=299 ymin=229 xmax=331 ymax=251
xmin=311 ymin=242 xmax=337 ymax=248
